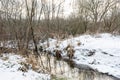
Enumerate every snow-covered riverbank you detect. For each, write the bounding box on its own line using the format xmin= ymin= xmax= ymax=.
xmin=0 ymin=54 xmax=50 ymax=80
xmin=44 ymin=33 xmax=120 ymax=79
xmin=0 ymin=33 xmax=119 ymax=80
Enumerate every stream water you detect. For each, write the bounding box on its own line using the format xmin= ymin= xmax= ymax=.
xmin=39 ymin=55 xmax=118 ymax=80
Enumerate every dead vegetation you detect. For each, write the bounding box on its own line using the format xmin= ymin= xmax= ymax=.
xmin=53 ymin=49 xmax=62 ymax=60
xmin=65 ymin=44 xmax=75 ymax=59
xmin=0 ymin=47 xmax=17 ymax=54
xmin=26 ymin=54 xmax=40 ymax=71
xmin=77 ymin=42 xmax=81 ymax=46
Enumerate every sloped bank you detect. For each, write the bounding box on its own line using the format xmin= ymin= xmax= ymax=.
xmin=42 ymin=33 xmax=120 ymax=79
xmin=0 ymin=53 xmax=50 ymax=80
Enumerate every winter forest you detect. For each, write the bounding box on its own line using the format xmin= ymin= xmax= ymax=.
xmin=0 ymin=0 xmax=120 ymax=80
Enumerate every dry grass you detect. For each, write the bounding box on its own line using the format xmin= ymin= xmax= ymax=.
xmin=25 ymin=54 xmax=40 ymax=71
xmin=77 ymin=42 xmax=81 ymax=46
xmin=54 ymin=49 xmax=62 ymax=60
xmin=64 ymin=44 xmax=75 ymax=59
xmin=0 ymin=47 xmax=17 ymax=54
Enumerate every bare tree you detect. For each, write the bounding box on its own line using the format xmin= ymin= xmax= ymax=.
xmin=77 ymin=0 xmax=117 ymax=32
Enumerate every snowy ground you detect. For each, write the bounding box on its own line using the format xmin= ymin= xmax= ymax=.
xmin=0 ymin=33 xmax=119 ymax=80
xmin=44 ymin=33 xmax=120 ymax=79
xmin=0 ymin=53 xmax=50 ymax=80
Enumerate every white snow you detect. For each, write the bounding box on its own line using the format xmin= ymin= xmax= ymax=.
xmin=45 ymin=33 xmax=120 ymax=79
xmin=0 ymin=54 xmax=50 ymax=80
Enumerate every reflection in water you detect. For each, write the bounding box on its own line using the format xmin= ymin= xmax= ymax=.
xmin=39 ymin=55 xmax=117 ymax=80
xmin=78 ymin=69 xmax=116 ymax=80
